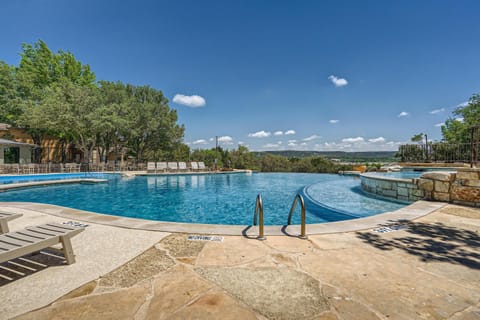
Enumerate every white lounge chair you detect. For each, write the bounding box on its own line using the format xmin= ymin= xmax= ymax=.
xmin=0 ymin=222 xmax=84 ymax=265
xmin=156 ymin=162 xmax=167 ymax=173
xmin=178 ymin=162 xmax=187 ymax=171
xmin=198 ymin=162 xmax=207 ymax=171
xmin=147 ymin=162 xmax=156 ymax=173
xmin=190 ymin=162 xmax=199 ymax=171
xmin=0 ymin=211 xmax=23 ymax=234
xmin=167 ymin=162 xmax=178 ymax=172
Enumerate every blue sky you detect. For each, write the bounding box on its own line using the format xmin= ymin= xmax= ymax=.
xmin=1 ymin=0 xmax=479 ymax=151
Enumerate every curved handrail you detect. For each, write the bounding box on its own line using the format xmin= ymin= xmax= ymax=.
xmin=287 ymin=194 xmax=307 ymax=239
xmin=253 ymin=194 xmax=266 ymax=240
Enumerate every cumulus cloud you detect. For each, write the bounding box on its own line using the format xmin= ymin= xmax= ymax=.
xmin=288 ymin=142 xmax=297 ymax=147
xmin=429 ymin=108 xmax=445 ymax=114
xmin=302 ymin=135 xmax=320 ymax=141
xmin=328 ymin=75 xmax=348 ymax=87
xmin=457 ymin=101 xmax=469 ymax=108
xmin=288 ymin=140 xmax=296 ymax=143
xmin=248 ymin=130 xmax=271 ymax=138
xmin=455 ymin=117 xmax=464 ymax=122
xmin=284 ymin=130 xmax=296 ymax=135
xmin=368 ymin=137 xmax=385 ymax=143
xmin=263 ymin=143 xmax=281 ymax=148
xmin=172 ymin=94 xmax=206 ymax=108
xmin=238 ymin=141 xmax=245 ymax=145
xmin=300 ymin=142 xmax=308 ymax=146
xmin=218 ymin=136 xmax=233 ymax=144
xmin=192 ymin=139 xmax=208 ymax=145
xmin=273 ymin=131 xmax=283 ymax=136
xmin=209 ymin=137 xmax=214 ymax=141
xmin=398 ymin=111 xmax=409 ymax=117
xmin=342 ymin=137 xmax=365 ymax=143
xmin=434 ymin=122 xmax=445 ymax=127
xmin=329 ymin=120 xmax=339 ymax=124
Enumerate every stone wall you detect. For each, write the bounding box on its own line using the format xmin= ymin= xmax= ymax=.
xmin=360 ymin=174 xmax=424 ymax=203
xmin=417 ymin=168 xmax=480 ymax=207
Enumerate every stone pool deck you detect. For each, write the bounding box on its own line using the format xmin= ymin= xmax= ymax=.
xmin=0 ymin=203 xmax=479 ymax=319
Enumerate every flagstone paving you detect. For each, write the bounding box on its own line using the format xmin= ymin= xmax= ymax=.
xmin=11 ymin=205 xmax=480 ymax=319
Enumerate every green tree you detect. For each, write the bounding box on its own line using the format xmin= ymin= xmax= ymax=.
xmin=442 ymin=94 xmax=480 ymax=143
xmin=410 ymin=133 xmax=424 ymax=143
xmin=27 ymin=80 xmax=100 ymax=162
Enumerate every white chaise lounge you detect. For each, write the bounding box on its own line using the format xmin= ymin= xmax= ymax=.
xmin=190 ymin=162 xmax=199 ymax=171
xmin=167 ymin=162 xmax=178 ymax=172
xmin=198 ymin=161 xmax=207 ymax=171
xmin=147 ymin=162 xmax=156 ymax=173
xmin=0 ymin=222 xmax=84 ymax=265
xmin=156 ymin=162 xmax=167 ymax=173
xmin=178 ymin=162 xmax=187 ymax=171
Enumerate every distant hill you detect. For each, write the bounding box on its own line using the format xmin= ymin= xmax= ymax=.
xmin=252 ymin=150 xmax=397 ymax=162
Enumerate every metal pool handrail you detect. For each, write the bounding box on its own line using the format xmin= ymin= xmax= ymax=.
xmin=253 ymin=194 xmax=266 ymax=240
xmin=287 ymin=194 xmax=308 ymax=239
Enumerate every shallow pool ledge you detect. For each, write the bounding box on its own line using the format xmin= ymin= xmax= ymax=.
xmin=0 ymin=178 xmax=108 ymax=191
xmin=0 ymin=200 xmax=446 ymax=236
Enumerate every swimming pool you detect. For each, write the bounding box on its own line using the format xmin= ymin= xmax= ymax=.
xmin=0 ymin=173 xmax=406 ymax=225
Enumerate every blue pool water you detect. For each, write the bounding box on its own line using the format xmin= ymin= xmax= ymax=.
xmin=0 ymin=173 xmax=406 ymax=225
xmin=0 ymin=173 xmax=109 ymax=184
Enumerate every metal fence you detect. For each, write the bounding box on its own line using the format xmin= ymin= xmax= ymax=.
xmin=397 ymin=143 xmax=478 ymax=165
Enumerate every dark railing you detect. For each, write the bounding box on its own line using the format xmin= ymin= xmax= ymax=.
xmin=397 ymin=142 xmax=478 ymax=166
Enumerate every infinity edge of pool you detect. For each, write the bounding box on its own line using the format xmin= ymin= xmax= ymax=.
xmin=1 ymin=200 xmax=447 ymax=236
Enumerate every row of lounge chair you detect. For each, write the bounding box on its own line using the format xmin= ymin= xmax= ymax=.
xmin=0 ymin=163 xmax=81 ymax=174
xmin=146 ymin=161 xmax=208 ymax=173
xmin=0 ymin=211 xmax=84 ymax=277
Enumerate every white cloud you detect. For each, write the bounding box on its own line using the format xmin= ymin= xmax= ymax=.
xmin=328 ymin=75 xmax=348 ymax=87
xmin=192 ymin=139 xmax=208 ymax=145
xmin=238 ymin=141 xmax=245 ymax=145
xmin=209 ymin=137 xmax=214 ymax=141
xmin=368 ymin=137 xmax=385 ymax=143
xmin=398 ymin=111 xmax=409 ymax=117
xmin=300 ymin=142 xmax=308 ymax=146
xmin=284 ymin=130 xmax=296 ymax=135
xmin=329 ymin=120 xmax=339 ymax=124
xmin=429 ymin=108 xmax=445 ymax=114
xmin=172 ymin=94 xmax=206 ymax=108
xmin=434 ymin=122 xmax=445 ymax=127
xmin=218 ymin=136 xmax=233 ymax=144
xmin=263 ymin=143 xmax=280 ymax=148
xmin=457 ymin=101 xmax=469 ymax=108
xmin=273 ymin=131 xmax=283 ymax=136
xmin=288 ymin=142 xmax=297 ymax=147
xmin=248 ymin=130 xmax=271 ymax=138
xmin=342 ymin=137 xmax=365 ymax=143
xmin=455 ymin=117 xmax=464 ymax=122
xmin=302 ymin=135 xmax=320 ymax=141
xmin=288 ymin=140 xmax=296 ymax=143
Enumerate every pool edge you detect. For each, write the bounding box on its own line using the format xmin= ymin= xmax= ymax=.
xmin=0 ymin=200 xmax=447 ymax=236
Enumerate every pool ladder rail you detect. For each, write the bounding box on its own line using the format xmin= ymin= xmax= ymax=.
xmin=287 ymin=194 xmax=308 ymax=239
xmin=252 ymin=193 xmax=308 ymax=240
xmin=253 ymin=194 xmax=266 ymax=240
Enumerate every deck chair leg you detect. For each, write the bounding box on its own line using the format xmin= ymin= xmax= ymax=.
xmin=0 ymin=220 xmax=9 ymax=233
xmin=60 ymin=236 xmax=76 ymax=264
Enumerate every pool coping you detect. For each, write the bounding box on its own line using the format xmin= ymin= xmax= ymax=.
xmin=0 ymin=178 xmax=108 ymax=191
xmin=0 ymin=200 xmax=447 ymax=236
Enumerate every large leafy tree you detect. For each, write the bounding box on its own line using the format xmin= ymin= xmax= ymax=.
xmin=442 ymin=94 xmax=480 ymax=143
xmin=2 ymin=40 xmax=96 ymax=146
xmin=28 ymin=80 xmax=100 ymax=162
xmin=125 ymin=85 xmax=185 ymax=162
